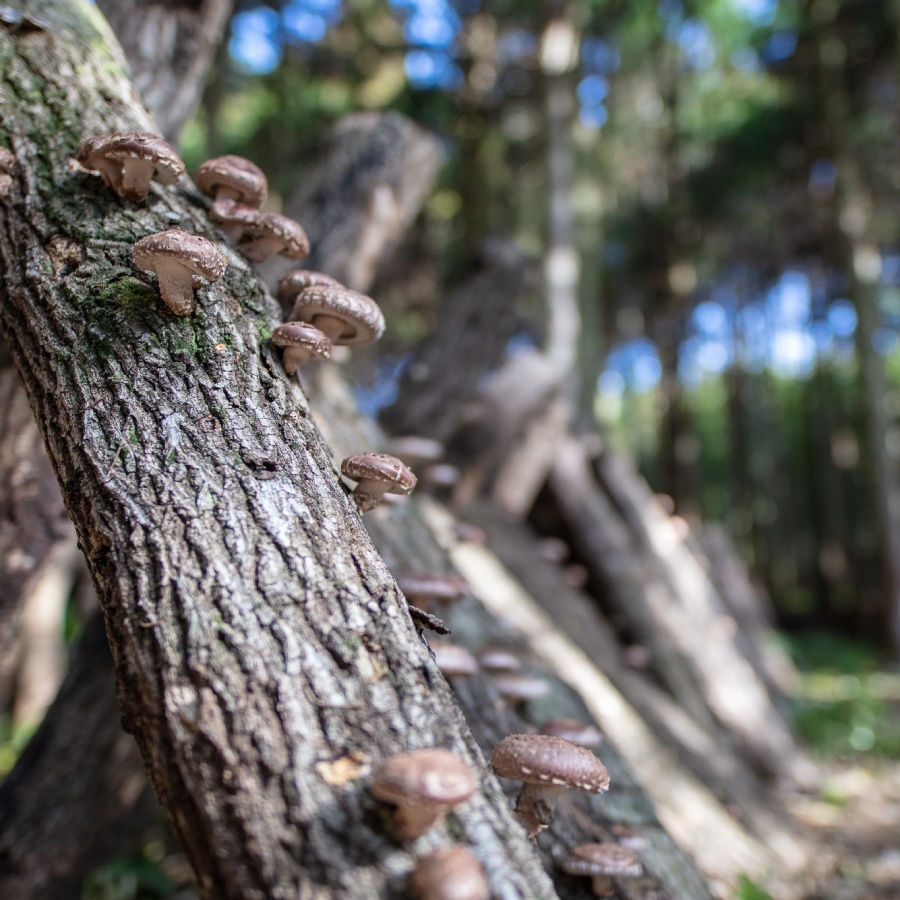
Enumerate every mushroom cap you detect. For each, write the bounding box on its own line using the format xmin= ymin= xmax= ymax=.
xmin=475 ymin=646 xmax=523 ymax=674
xmin=398 ymin=574 xmax=469 ymax=603
xmin=289 ymin=285 xmax=385 ymax=346
xmin=562 ymin=843 xmax=642 ymax=878
xmin=538 ymin=718 xmax=603 ymax=748
xmin=430 ymin=640 xmax=478 ymax=677
xmin=371 ymin=749 xmax=477 ymax=809
xmin=133 ymin=229 xmax=227 ymax=282
xmin=77 ymin=131 xmax=184 ymax=184
xmin=209 ymin=198 xmax=263 ymax=231
xmin=412 ymin=847 xmax=490 ymax=900
xmin=243 ymin=212 xmax=310 ymax=259
xmin=276 ymin=269 xmax=343 ymax=304
xmin=196 ymin=154 xmax=267 ymax=207
xmin=341 ymin=453 xmax=416 ymax=496
xmin=490 ymin=734 xmax=610 ymax=794
xmin=492 ymin=673 xmax=552 ymax=703
xmin=271 ymin=322 xmax=332 ymax=360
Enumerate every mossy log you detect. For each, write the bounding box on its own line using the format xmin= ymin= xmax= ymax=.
xmin=0 ymin=3 xmax=557 ymax=897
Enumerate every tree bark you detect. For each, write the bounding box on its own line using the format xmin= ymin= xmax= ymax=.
xmin=95 ymin=0 xmax=235 ymax=142
xmin=0 ymin=4 xmax=556 ymax=897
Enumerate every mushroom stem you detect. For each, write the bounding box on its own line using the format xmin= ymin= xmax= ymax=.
xmin=282 ymin=345 xmax=313 ymax=375
xmin=312 ymin=313 xmax=349 ymax=343
xmin=591 ymin=875 xmax=615 ymax=897
xmin=513 ymin=782 xmax=567 ymax=837
xmin=241 ymin=236 xmax=280 ymax=264
xmin=156 ymin=270 xmax=195 ymax=316
xmin=393 ymin=803 xmax=446 ymax=842
xmin=352 ymin=480 xmax=389 ymax=512
xmin=120 ymin=158 xmax=156 ymax=201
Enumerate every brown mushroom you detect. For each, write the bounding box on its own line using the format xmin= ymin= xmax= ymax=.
xmin=271 ymin=322 xmax=332 ymax=373
xmin=412 ymin=846 xmax=489 ymax=900
xmin=276 ymin=268 xmax=342 ymax=311
xmin=538 ymin=718 xmax=603 ymax=748
xmin=430 ymin=640 xmax=478 ymax=678
xmin=562 ymin=843 xmax=642 ymax=896
xmin=0 ymin=147 xmax=16 ymax=199
xmin=288 ymin=284 xmax=385 ymax=346
xmin=371 ymin=749 xmax=477 ymax=841
xmin=491 ymin=673 xmax=552 ymax=706
xmin=208 ymin=198 xmax=263 ymax=244
xmin=398 ymin=574 xmax=470 ymax=610
xmin=196 ymin=155 xmax=267 ymax=207
xmin=239 ymin=212 xmax=310 ymax=263
xmin=490 ymin=734 xmax=610 ymax=837
xmin=341 ymin=452 xmax=416 ymax=512
xmin=132 ymin=230 xmax=226 ymax=316
xmin=475 ymin=646 xmax=523 ymax=675
xmin=76 ymin=131 xmax=184 ymax=201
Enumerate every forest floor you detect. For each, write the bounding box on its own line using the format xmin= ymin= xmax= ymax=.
xmin=788 ymin=759 xmax=900 ymax=899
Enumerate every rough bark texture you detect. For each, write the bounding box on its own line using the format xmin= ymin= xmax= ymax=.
xmin=0 ymin=5 xmax=557 ymax=897
xmin=0 ymin=613 xmax=156 ymax=899
xmin=95 ymin=0 xmax=235 ymax=141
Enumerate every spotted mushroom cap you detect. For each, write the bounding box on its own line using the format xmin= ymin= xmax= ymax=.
xmin=133 ymin=230 xmax=226 ymax=281
xmin=277 ymin=269 xmax=343 ymax=303
xmin=562 ymin=843 xmax=643 ymax=878
xmin=371 ymin=749 xmax=477 ymax=809
xmin=241 ymin=212 xmax=310 ymax=262
xmin=196 ymin=155 xmax=267 ymax=207
xmin=341 ymin=453 xmax=416 ymax=496
xmin=77 ymin=131 xmax=184 ymax=199
xmin=412 ymin=846 xmax=490 ymax=900
xmin=289 ymin=285 xmax=385 ymax=346
xmin=490 ymin=734 xmax=610 ymax=794
xmin=271 ymin=322 xmax=332 ymax=372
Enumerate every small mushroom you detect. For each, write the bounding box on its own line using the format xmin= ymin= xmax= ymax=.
xmin=276 ymin=268 xmax=343 ymax=312
xmin=341 ymin=452 xmax=416 ymax=512
xmin=0 ymin=147 xmax=16 ymax=199
xmin=490 ymin=734 xmax=610 ymax=837
xmin=75 ymin=131 xmax=184 ymax=201
xmin=208 ymin=198 xmax=263 ymax=244
xmin=475 ymin=646 xmax=523 ymax=675
xmin=398 ymin=574 xmax=470 ymax=610
xmin=412 ymin=846 xmax=489 ymax=900
xmin=371 ymin=749 xmax=477 ymax=841
xmin=562 ymin=843 xmax=642 ymax=896
xmin=239 ymin=212 xmax=310 ymax=263
xmin=132 ymin=229 xmax=226 ymax=316
xmin=539 ymin=718 xmax=602 ymax=748
xmin=288 ymin=284 xmax=385 ymax=346
xmin=430 ymin=640 xmax=478 ymax=678
xmin=271 ymin=322 xmax=332 ymax=373
xmin=196 ymin=155 xmax=267 ymax=207
xmin=491 ymin=673 xmax=552 ymax=706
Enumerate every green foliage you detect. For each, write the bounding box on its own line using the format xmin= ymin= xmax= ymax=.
xmin=82 ymin=851 xmax=176 ymax=900
xmin=734 ymin=874 xmax=773 ymax=900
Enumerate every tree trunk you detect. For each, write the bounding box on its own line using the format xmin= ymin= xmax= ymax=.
xmin=95 ymin=0 xmax=235 ymax=142
xmin=0 ymin=613 xmax=156 ymax=899
xmin=0 ymin=4 xmax=556 ymax=897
